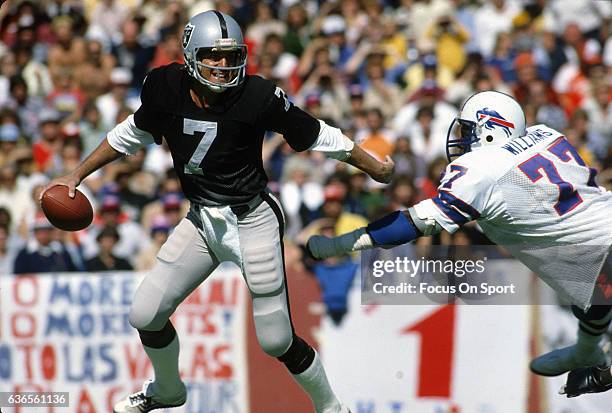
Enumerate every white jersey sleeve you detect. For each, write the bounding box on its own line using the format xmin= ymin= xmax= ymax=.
xmin=413 ymin=159 xmax=497 ymax=234
xmin=107 ymin=114 xmax=155 ymax=155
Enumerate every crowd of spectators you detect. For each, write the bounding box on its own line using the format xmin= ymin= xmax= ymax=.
xmin=0 ymin=0 xmax=610 ymax=319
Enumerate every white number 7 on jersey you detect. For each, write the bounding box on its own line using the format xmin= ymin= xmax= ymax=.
xmin=183 ymin=119 xmax=218 ymax=175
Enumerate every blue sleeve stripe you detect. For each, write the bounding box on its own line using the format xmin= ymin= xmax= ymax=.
xmin=438 ymin=190 xmax=481 ymax=219
xmin=432 ymin=197 xmax=469 ymax=226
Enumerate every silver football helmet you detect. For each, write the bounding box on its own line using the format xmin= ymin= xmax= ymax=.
xmin=182 ymin=11 xmax=248 ymax=93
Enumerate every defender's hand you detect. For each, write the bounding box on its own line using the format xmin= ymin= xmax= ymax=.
xmin=373 ymin=156 xmax=395 ymax=184
xmin=40 ymin=173 xmax=81 ymax=200
xmin=559 ymin=366 xmax=612 ymax=398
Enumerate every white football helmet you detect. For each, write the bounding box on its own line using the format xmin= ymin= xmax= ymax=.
xmin=182 ymin=11 xmax=248 ymax=93
xmin=446 ymin=91 xmax=526 ymax=161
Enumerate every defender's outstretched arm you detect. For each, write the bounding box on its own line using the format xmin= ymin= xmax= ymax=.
xmin=307 ymin=207 xmax=443 ymax=260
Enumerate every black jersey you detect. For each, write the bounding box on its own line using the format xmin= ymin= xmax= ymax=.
xmin=133 ymin=63 xmax=320 ymax=205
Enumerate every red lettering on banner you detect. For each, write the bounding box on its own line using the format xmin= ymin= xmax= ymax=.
xmin=16 ymin=344 xmax=34 ymax=380
xmin=230 ymin=277 xmax=239 ymax=305
xmin=11 ymin=312 xmax=36 ymax=338
xmin=181 ymin=309 xmax=217 ymax=335
xmin=124 ymin=343 xmax=151 ymax=379
xmin=41 ymin=344 xmax=56 ymax=380
xmin=107 ymin=386 xmax=123 ymax=413
xmin=213 ymin=344 xmax=232 ymax=378
xmin=190 ymin=343 xmax=211 ymax=378
xmin=14 ymin=383 xmax=46 ymax=413
xmin=13 ymin=276 xmax=38 ymax=306
xmin=77 ymin=388 xmax=97 ymax=413
xmin=208 ymin=280 xmax=225 ymax=305
xmin=363 ymin=304 xmax=378 ymax=315
xmin=184 ymin=289 xmax=202 ymax=305
xmin=198 ymin=309 xmax=216 ymax=334
xmin=188 ymin=343 xmax=234 ymax=379
xmin=401 ymin=304 xmax=456 ymax=398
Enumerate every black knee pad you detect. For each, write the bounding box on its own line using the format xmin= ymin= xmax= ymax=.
xmin=572 ymin=304 xmax=612 ymax=335
xmin=572 ymin=305 xmax=612 ymax=323
xmin=277 ymin=334 xmax=315 ymax=375
xmin=138 ymin=320 xmax=177 ymax=349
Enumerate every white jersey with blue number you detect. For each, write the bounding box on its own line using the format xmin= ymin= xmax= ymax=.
xmin=414 ymin=124 xmax=612 ymax=309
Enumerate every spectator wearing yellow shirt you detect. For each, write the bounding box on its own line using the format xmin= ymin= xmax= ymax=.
xmin=425 ymin=14 xmax=470 ymax=74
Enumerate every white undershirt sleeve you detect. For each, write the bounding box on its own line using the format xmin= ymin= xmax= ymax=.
xmin=106 ymin=114 xmax=155 ymax=155
xmin=308 ymin=120 xmax=354 ymax=161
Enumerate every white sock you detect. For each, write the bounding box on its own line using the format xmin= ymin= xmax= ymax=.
xmin=143 ymin=336 xmax=185 ymax=401
xmin=292 ymin=351 xmax=341 ymax=413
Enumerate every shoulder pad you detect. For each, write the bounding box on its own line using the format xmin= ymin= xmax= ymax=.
xmin=222 ymin=75 xmax=276 ymax=123
xmin=141 ymin=63 xmax=185 ymax=113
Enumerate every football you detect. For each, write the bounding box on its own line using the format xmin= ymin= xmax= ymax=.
xmin=40 ymin=185 xmax=94 ymax=231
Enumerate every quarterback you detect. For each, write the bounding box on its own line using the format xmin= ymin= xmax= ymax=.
xmin=308 ymin=91 xmax=612 ymax=386
xmin=44 ymin=11 xmax=393 ymax=413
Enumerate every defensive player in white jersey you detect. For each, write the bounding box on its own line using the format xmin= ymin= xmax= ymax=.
xmin=307 ymin=91 xmax=612 ymax=381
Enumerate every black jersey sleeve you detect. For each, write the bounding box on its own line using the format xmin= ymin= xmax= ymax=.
xmin=259 ymin=85 xmax=320 ymax=152
xmin=133 ymin=66 xmax=175 ymax=144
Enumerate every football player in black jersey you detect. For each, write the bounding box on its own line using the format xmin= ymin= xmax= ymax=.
xmin=43 ymin=10 xmax=393 ymax=413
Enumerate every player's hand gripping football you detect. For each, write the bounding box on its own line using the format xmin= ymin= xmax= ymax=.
xmin=559 ymin=366 xmax=612 ymax=398
xmin=40 ymin=172 xmax=81 ymax=200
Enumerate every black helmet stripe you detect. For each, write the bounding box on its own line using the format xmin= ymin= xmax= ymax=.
xmin=213 ymin=11 xmax=228 ymax=38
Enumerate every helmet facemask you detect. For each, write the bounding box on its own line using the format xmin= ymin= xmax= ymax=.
xmin=186 ymin=39 xmax=248 ymax=93
xmin=446 ymin=118 xmax=480 ymax=162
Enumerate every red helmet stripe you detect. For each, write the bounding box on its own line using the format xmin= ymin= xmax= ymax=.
xmin=478 ymin=114 xmax=515 ymax=129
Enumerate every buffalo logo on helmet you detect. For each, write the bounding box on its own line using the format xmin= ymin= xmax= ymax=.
xmin=182 ymin=23 xmax=195 ymax=49
xmin=476 ymin=108 xmax=515 ymax=138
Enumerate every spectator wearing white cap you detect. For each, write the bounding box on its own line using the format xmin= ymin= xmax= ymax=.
xmin=13 ymin=214 xmax=77 ymax=274
xmin=320 ymin=14 xmax=355 ymax=72
xmin=95 ymin=67 xmax=139 ymax=130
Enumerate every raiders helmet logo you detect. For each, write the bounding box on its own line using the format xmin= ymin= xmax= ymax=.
xmin=182 ymin=23 xmax=195 ymax=49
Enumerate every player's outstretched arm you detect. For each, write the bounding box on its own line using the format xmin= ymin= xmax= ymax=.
xmin=346 ymin=144 xmax=395 ymax=184
xmin=304 ymin=119 xmax=394 ymax=183
xmin=307 ymin=207 xmax=442 ymax=260
xmin=559 ymin=365 xmax=612 ymax=398
xmin=42 ymin=138 xmax=123 ymax=199
xmin=42 ymin=113 xmax=155 ymax=199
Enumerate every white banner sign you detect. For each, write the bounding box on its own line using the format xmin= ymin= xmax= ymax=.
xmin=0 ymin=267 xmax=248 ymax=413
xmin=321 ymin=278 xmax=531 ymax=413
